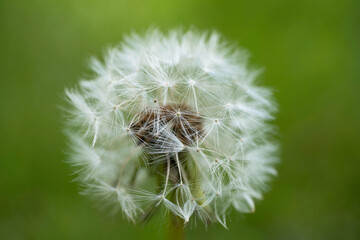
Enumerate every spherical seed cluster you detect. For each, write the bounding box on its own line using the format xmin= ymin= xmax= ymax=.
xmin=65 ymin=29 xmax=278 ymax=227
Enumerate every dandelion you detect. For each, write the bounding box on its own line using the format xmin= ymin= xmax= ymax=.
xmin=64 ymin=28 xmax=279 ymax=236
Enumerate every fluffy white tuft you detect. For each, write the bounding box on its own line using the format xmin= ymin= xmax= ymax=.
xmin=64 ymin=28 xmax=279 ymax=226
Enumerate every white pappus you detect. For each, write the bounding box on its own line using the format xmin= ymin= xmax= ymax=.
xmin=64 ymin=28 xmax=279 ymax=227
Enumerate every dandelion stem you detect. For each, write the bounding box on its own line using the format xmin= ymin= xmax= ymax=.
xmin=191 ymin=86 xmax=199 ymax=114
xmin=116 ymin=149 xmax=138 ymax=187
xmin=167 ymin=207 xmax=185 ymax=240
xmin=163 ymin=154 xmax=171 ymax=196
xmin=175 ymin=152 xmax=183 ymax=184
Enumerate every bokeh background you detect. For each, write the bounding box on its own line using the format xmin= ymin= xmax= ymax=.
xmin=1 ymin=0 xmax=359 ymax=239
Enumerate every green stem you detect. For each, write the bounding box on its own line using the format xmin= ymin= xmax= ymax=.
xmin=167 ymin=213 xmax=184 ymax=240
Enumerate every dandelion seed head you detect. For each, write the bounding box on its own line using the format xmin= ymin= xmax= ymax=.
xmin=64 ymin=28 xmax=279 ymax=227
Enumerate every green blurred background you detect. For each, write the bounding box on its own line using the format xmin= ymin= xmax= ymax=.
xmin=1 ymin=0 xmax=359 ymax=239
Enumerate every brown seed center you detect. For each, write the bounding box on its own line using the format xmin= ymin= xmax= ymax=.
xmin=130 ymin=104 xmax=202 ymax=149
